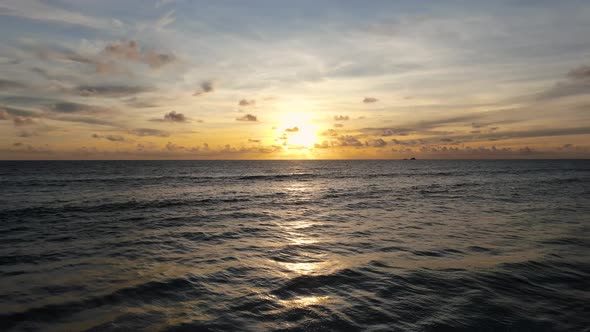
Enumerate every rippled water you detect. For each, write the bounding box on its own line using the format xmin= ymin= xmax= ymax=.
xmin=0 ymin=160 xmax=589 ymax=331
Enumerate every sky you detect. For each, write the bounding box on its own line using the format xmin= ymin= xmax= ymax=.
xmin=0 ymin=0 xmax=589 ymax=159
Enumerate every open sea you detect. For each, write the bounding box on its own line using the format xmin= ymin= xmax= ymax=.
xmin=0 ymin=160 xmax=589 ymax=332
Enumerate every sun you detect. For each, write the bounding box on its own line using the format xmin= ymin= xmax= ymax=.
xmin=278 ymin=113 xmax=319 ymax=149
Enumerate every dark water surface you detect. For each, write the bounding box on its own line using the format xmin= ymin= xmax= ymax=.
xmin=0 ymin=160 xmax=589 ymax=331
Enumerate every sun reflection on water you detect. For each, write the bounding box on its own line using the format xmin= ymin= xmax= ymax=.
xmin=280 ymin=295 xmax=330 ymax=308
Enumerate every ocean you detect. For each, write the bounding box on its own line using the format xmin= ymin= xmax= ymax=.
xmin=0 ymin=160 xmax=588 ymax=331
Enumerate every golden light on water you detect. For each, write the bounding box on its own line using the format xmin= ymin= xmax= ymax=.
xmin=280 ymin=295 xmax=330 ymax=308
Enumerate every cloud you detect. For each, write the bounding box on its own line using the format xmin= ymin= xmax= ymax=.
xmin=0 ymin=79 xmax=26 ymax=90
xmin=337 ymin=135 xmax=363 ymax=147
xmin=334 ymin=115 xmax=349 ymax=121
xmin=17 ymin=130 xmax=38 ymax=137
xmin=143 ymin=52 xmax=176 ymax=69
xmin=334 ymin=123 xmax=344 ymax=128
xmin=31 ymin=67 xmax=54 ymax=80
xmin=92 ymin=133 xmax=126 ymax=142
xmin=72 ymin=85 xmax=151 ymax=97
xmin=236 ymin=114 xmax=257 ymax=122
xmin=104 ymin=40 xmax=176 ymax=69
xmin=537 ymin=64 xmax=590 ymax=100
xmin=285 ymin=126 xmax=299 ymax=132
xmin=123 ymin=97 xmax=160 ymax=108
xmin=321 ymin=129 xmax=339 ymax=137
xmin=248 ymin=139 xmax=261 ymax=143
xmin=0 ymin=0 xmax=116 ymax=31
xmin=49 ymin=116 xmax=115 ymax=126
xmin=363 ymin=97 xmax=378 ymax=103
xmin=389 ymin=126 xmax=590 ymax=146
xmin=361 ymin=127 xmax=413 ymax=137
xmin=4 ymin=103 xmax=114 ymax=127
xmin=366 ymin=138 xmax=387 ymax=147
xmin=396 ymin=145 xmax=546 ymax=159
xmin=566 ymin=65 xmax=590 ymax=81
xmin=150 ymin=111 xmax=187 ymax=123
xmin=156 ymin=0 xmax=175 ymax=9
xmin=164 ymin=111 xmax=186 ymax=122
xmin=46 ymin=102 xmax=110 ymax=114
xmin=34 ymin=45 xmax=124 ymax=76
xmin=193 ymin=80 xmax=215 ymax=96
xmin=238 ymin=99 xmax=256 ymax=107
xmin=12 ymin=116 xmax=36 ymax=126
xmin=104 ymin=40 xmax=141 ymax=61
xmin=156 ymin=10 xmax=176 ymax=29
xmin=130 ymin=128 xmax=170 ymax=137
xmin=391 ymin=139 xmax=423 ymax=146
xmin=34 ymin=40 xmax=174 ymax=77
xmin=12 ymin=116 xmax=37 ymax=127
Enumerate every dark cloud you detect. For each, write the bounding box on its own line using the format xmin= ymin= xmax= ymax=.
xmin=363 ymin=97 xmax=378 ymax=103
xmin=372 ymin=128 xmax=413 ymax=136
xmin=239 ymin=99 xmax=255 ymax=107
xmin=92 ymin=133 xmax=126 ymax=142
xmin=150 ymin=111 xmax=188 ymax=123
xmin=366 ymin=138 xmax=387 ymax=147
xmin=130 ymin=128 xmax=170 ymax=137
xmin=396 ymin=145 xmax=546 ymax=159
xmin=389 ymin=126 xmax=590 ymax=147
xmin=334 ymin=123 xmax=344 ymax=128
xmin=0 ymin=79 xmax=26 ymax=90
xmin=0 ymin=96 xmax=62 ymax=106
xmin=248 ymin=139 xmax=261 ymax=143
xmin=360 ymin=112 xmax=498 ymax=138
xmin=337 ymin=135 xmax=364 ymax=147
xmin=202 ymin=81 xmax=214 ymax=92
xmin=475 ymin=126 xmax=590 ymax=141
xmin=193 ymin=80 xmax=215 ymax=96
xmin=285 ymin=126 xmax=299 ymax=132
xmin=73 ymin=85 xmax=151 ymax=97
xmin=236 ymin=114 xmax=257 ymax=122
xmin=46 ymin=102 xmax=110 ymax=114
xmin=49 ymin=116 xmax=116 ymax=126
xmin=537 ymin=64 xmax=590 ymax=100
xmin=13 ymin=116 xmax=36 ymax=126
xmin=566 ymin=65 xmax=590 ymax=81
xmin=164 ymin=111 xmax=186 ymax=122
xmin=334 ymin=115 xmax=349 ymax=121
xmin=165 ymin=142 xmax=202 ymax=153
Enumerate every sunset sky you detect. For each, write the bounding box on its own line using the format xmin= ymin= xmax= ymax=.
xmin=1 ymin=0 xmax=589 ymax=159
